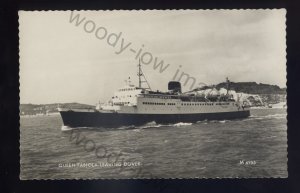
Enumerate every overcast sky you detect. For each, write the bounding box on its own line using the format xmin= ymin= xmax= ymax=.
xmin=19 ymin=10 xmax=286 ymax=105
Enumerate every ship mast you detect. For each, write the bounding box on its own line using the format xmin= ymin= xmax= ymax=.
xmin=138 ymin=60 xmax=142 ymax=88
xmin=137 ymin=59 xmax=151 ymax=90
xmin=226 ymin=77 xmax=230 ymax=95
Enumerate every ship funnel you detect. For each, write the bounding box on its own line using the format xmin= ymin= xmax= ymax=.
xmin=168 ymin=81 xmax=182 ymax=93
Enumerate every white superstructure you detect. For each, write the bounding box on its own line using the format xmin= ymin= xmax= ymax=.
xmin=98 ymin=83 xmax=248 ymax=114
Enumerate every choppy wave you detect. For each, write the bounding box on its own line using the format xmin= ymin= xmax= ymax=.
xmin=129 ymin=120 xmax=231 ymax=129
xmin=61 ymin=126 xmax=93 ymax=131
xmin=57 ymin=120 xmax=229 ymax=132
xmin=204 ymin=120 xmax=229 ymax=124
xmin=264 ymin=113 xmax=287 ymax=119
xmin=116 ymin=125 xmax=136 ymax=130
xmin=262 ymin=135 xmax=277 ymax=139
xmin=173 ymin=122 xmax=193 ymax=127
xmin=137 ymin=121 xmax=163 ymax=129
xmin=61 ymin=126 xmax=73 ymax=131
xmin=249 ymin=113 xmax=286 ymax=120
xmin=133 ymin=121 xmax=194 ymax=129
xmin=196 ymin=119 xmax=208 ymax=123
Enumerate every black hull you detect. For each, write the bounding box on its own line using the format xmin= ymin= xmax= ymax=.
xmin=60 ymin=110 xmax=250 ymax=128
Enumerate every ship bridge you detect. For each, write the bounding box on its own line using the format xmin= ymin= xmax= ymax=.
xmin=111 ymin=85 xmax=144 ymax=106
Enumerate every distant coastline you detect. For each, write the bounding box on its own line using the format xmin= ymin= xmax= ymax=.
xmin=20 ymin=103 xmax=95 ymax=116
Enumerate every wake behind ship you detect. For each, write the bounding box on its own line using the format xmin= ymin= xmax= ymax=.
xmin=59 ymin=63 xmax=250 ymax=128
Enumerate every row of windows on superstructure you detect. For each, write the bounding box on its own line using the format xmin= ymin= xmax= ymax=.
xmin=113 ymin=95 xmax=134 ymax=98
xmin=182 ymin=103 xmax=213 ymax=106
xmin=113 ymin=102 xmax=130 ymax=105
xmin=216 ymin=102 xmax=230 ymax=105
xmin=142 ymin=102 xmax=231 ymax=106
xmin=119 ymin=88 xmax=137 ymax=92
xmin=142 ymin=102 xmax=165 ymax=105
xmin=142 ymin=102 xmax=176 ymax=105
xmin=144 ymin=95 xmax=172 ymax=99
xmin=181 ymin=102 xmax=230 ymax=106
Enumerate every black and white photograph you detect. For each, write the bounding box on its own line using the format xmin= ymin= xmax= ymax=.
xmin=19 ymin=10 xmax=287 ymax=179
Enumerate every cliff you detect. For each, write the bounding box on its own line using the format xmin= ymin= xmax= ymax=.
xmin=216 ymin=82 xmax=286 ymax=95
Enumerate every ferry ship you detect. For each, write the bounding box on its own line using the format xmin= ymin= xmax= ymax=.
xmin=59 ymin=62 xmax=250 ymax=128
